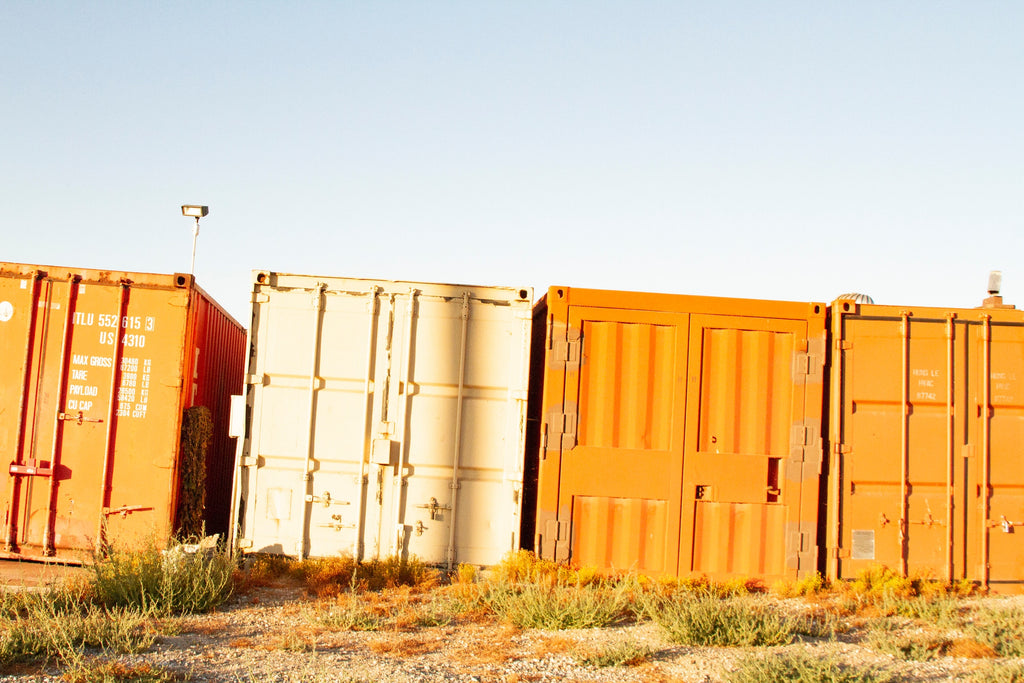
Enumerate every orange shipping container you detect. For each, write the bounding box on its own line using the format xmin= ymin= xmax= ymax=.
xmin=527 ymin=287 xmax=827 ymax=581
xmin=827 ymin=298 xmax=1024 ymax=592
xmin=0 ymin=262 xmax=245 ymax=562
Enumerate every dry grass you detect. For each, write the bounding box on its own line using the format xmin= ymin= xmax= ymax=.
xmin=366 ymin=634 xmax=442 ymax=657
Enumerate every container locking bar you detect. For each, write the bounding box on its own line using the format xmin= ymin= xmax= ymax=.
xmin=58 ymin=411 xmax=103 ymax=426
xmin=9 ymin=460 xmax=53 ymax=477
xmin=103 ymin=505 xmax=153 ymax=518
xmin=416 ymin=496 xmax=451 ymax=521
xmin=304 ymin=491 xmax=350 ymax=508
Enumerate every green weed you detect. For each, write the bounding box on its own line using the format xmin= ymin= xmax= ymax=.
xmin=481 ymin=580 xmax=630 ymax=630
xmin=91 ymin=541 xmax=234 ymax=615
xmin=577 ymin=641 xmax=654 ymax=667
xmin=963 ymin=604 xmax=1024 ymax=657
xmin=971 ymin=660 xmax=1024 ymax=683
xmin=728 ymin=649 xmax=895 ymax=683
xmin=641 ymin=590 xmax=796 ymax=647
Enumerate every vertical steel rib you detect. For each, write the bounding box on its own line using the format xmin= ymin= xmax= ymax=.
xmin=96 ymin=280 xmax=129 ymax=554
xmin=981 ymin=315 xmax=992 ymax=588
xmin=391 ymin=289 xmax=418 ymax=557
xmin=5 ymin=271 xmax=42 ymax=551
xmin=446 ymin=291 xmax=471 ymax=569
xmin=945 ymin=314 xmax=955 ymax=582
xmin=42 ymin=275 xmax=80 ymax=556
xmin=299 ymin=283 xmax=326 ymax=559
xmin=899 ymin=311 xmax=910 ymax=577
xmin=352 ymin=286 xmax=379 ymax=561
xmin=827 ymin=313 xmax=845 ymax=580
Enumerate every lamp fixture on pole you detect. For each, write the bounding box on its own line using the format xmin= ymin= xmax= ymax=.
xmin=181 ymin=205 xmax=209 ymax=274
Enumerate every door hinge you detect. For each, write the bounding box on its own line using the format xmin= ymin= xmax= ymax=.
xmin=792 ymin=351 xmax=823 ymax=383
xmin=785 ymin=522 xmax=817 ymax=572
xmin=787 ymin=422 xmax=822 ymax=480
xmin=553 ymin=328 xmax=582 ymax=371
xmin=545 ymin=405 xmax=578 ymax=451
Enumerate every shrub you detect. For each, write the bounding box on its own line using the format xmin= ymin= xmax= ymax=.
xmin=963 ymin=605 xmax=1024 ymax=657
xmin=972 ymin=661 xmax=1024 ymax=683
xmin=300 ymin=555 xmax=438 ymax=597
xmin=0 ymin=589 xmax=154 ymax=668
xmin=728 ymin=649 xmax=895 ymax=683
xmin=577 ymin=641 xmax=654 ymax=667
xmin=641 ymin=590 xmax=796 ymax=647
xmin=864 ymin=620 xmax=951 ymax=661
xmin=481 ymin=580 xmax=630 ymax=630
xmin=91 ymin=540 xmax=234 ymax=615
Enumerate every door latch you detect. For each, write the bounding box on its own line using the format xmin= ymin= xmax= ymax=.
xmin=415 ymin=497 xmax=451 ymax=521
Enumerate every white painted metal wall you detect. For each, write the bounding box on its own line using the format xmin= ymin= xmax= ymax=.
xmin=229 ymin=272 xmax=532 ymax=566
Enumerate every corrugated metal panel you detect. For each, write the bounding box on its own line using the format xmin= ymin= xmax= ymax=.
xmin=531 ymin=287 xmax=826 ymax=581
xmin=571 ymin=496 xmax=667 ymax=573
xmin=692 ymin=502 xmax=787 ymax=575
xmin=0 ymin=263 xmax=245 ymax=562
xmin=231 ymin=272 xmax=532 ymax=566
xmin=827 ymin=300 xmax=1024 ymax=592
xmin=180 ymin=284 xmax=246 ymax=537
xmin=578 ymin=322 xmax=675 ymax=451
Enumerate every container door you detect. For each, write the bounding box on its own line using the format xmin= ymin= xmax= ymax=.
xmin=832 ymin=314 xmax=967 ymax=582
xmin=558 ymin=306 xmax=689 ymax=576
xmin=1 ymin=273 xmax=184 ymax=560
xmin=970 ymin=319 xmax=1024 ymax=589
xmin=236 ymin=279 xmax=531 ymax=564
xmin=240 ymin=285 xmax=380 ymax=558
xmin=387 ymin=290 xmax=531 ymax=567
xmin=679 ymin=314 xmax=818 ymax=581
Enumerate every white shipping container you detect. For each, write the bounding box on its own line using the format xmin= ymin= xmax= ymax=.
xmin=230 ymin=272 xmax=533 ymax=566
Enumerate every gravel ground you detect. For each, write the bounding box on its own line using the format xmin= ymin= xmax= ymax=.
xmin=3 ymin=581 xmax=1022 ymax=682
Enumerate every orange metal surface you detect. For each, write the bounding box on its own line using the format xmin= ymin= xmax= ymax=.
xmin=827 ymin=299 xmax=1024 ymax=592
xmin=0 ymin=263 xmax=244 ymax=561
xmin=529 ymin=287 xmax=827 ymax=581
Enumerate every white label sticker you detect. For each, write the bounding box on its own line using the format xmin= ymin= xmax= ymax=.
xmin=0 ymin=301 xmax=13 ymax=322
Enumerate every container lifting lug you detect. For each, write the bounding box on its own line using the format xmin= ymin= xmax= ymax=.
xmin=415 ymin=497 xmax=451 ymax=521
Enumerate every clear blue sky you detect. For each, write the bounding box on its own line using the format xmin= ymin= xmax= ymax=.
xmin=4 ymin=2 xmax=1022 ymax=323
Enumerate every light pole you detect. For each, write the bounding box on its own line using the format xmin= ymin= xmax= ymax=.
xmin=181 ymin=205 xmax=209 ymax=274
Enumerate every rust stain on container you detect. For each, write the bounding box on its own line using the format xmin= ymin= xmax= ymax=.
xmin=0 ymin=262 xmax=245 ymax=562
xmin=827 ymin=300 xmax=1024 ymax=592
xmin=528 ymin=287 xmax=826 ymax=581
